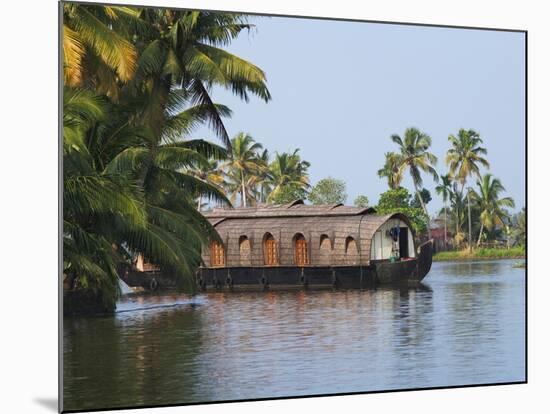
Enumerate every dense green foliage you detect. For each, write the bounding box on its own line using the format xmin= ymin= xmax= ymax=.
xmin=514 ymin=208 xmax=526 ymax=246
xmin=307 ymin=178 xmax=347 ymax=205
xmin=353 ymin=195 xmax=370 ymax=208
xmin=470 ymin=174 xmax=515 ymax=246
xmin=411 ymin=188 xmax=432 ymax=209
xmin=269 ymin=184 xmax=309 ymax=204
xmin=375 ymin=188 xmax=429 ymax=235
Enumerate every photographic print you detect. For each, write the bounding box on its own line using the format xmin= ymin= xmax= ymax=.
xmin=61 ymin=2 xmax=526 ymax=412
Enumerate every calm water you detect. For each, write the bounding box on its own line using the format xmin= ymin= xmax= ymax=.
xmin=63 ymin=260 xmax=526 ymax=411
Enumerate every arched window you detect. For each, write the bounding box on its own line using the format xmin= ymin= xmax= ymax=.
xmin=345 ymin=236 xmax=359 ymax=264
xmin=319 ymin=234 xmax=332 ymax=265
xmin=263 ymin=233 xmax=278 ymax=266
xmin=210 ymin=240 xmax=225 ymax=267
xmin=239 ymin=235 xmax=251 ymax=266
xmin=345 ymin=237 xmax=358 ymax=254
xmin=294 ymin=234 xmax=309 ymax=266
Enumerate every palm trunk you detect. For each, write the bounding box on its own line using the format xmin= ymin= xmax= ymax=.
xmin=415 ymin=186 xmax=431 ymax=239
xmin=477 ymin=223 xmax=484 ymax=247
xmin=458 ymin=181 xmax=468 ymax=249
xmin=455 ymin=202 xmax=460 ymax=249
xmin=241 ymin=170 xmax=247 ymax=207
xmin=443 ymin=201 xmax=447 ymax=249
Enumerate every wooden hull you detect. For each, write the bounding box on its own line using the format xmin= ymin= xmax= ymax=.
xmin=197 ymin=240 xmax=433 ymax=290
xmin=125 ymin=241 xmax=433 ymax=291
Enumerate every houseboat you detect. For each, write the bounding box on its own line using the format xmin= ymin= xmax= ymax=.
xmin=198 ymin=200 xmax=433 ymax=290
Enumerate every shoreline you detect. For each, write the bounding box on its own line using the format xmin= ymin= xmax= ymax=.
xmin=432 ymin=248 xmax=525 ymax=262
xmin=433 ymin=255 xmax=525 ymax=262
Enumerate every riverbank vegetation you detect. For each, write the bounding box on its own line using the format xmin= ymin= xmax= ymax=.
xmin=433 ymin=246 xmax=525 ymax=261
xmin=377 ymin=127 xmax=525 ymax=255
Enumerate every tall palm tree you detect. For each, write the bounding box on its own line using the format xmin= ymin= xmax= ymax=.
xmin=128 ymin=10 xmax=271 ymax=149
xmin=266 ymin=150 xmax=310 ymax=203
xmin=435 ymin=174 xmax=453 ymax=247
xmin=449 ymin=183 xmax=467 ymax=247
xmin=253 ymin=149 xmax=273 ymax=203
xmin=470 ymin=174 xmax=515 ymax=246
xmin=377 ymin=152 xmax=405 ymax=189
xmin=446 ymin=129 xmax=489 ymax=248
xmin=390 ymin=127 xmax=439 ymax=238
xmin=222 ymin=133 xmax=264 ymax=207
xmin=446 ymin=129 xmax=490 ymax=194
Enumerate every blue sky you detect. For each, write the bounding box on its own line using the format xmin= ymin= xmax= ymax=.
xmin=195 ymin=16 xmax=525 ymax=215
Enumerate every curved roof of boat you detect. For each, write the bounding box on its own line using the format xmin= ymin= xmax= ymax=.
xmin=203 ymin=199 xmax=377 ymax=219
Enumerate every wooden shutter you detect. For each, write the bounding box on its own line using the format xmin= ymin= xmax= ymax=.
xmin=210 ymin=241 xmax=225 ymax=267
xmin=264 ymin=235 xmax=278 ymax=266
xmin=294 ymin=235 xmax=309 ymax=266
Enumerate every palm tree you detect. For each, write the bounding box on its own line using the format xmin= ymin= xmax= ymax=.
xmin=470 ymin=174 xmax=515 ymax=246
xmin=377 ymin=152 xmax=404 ymax=189
xmin=62 ymin=3 xmax=140 ymax=94
xmin=449 ymin=184 xmax=467 ymax=247
xmin=389 ymin=127 xmax=439 ymax=238
xmin=222 ymin=133 xmax=264 ymax=207
xmin=266 ymin=150 xmax=311 ymax=203
xmin=128 ymin=10 xmax=271 ymax=149
xmin=63 ymin=88 xmax=148 ymax=310
xmin=446 ymin=129 xmax=490 ymax=195
xmin=62 ymin=7 xmax=275 ymax=312
xmin=67 ymin=86 xmax=231 ymax=285
xmin=446 ymin=129 xmax=489 ymax=249
xmin=187 ymin=159 xmax=228 ymax=211
xmin=253 ymin=149 xmax=273 ymax=203
xmin=435 ymin=174 xmax=453 ymax=247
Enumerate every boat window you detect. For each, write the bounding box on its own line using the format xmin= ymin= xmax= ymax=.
xmin=345 ymin=236 xmax=359 ymax=265
xmin=239 ymin=236 xmax=251 ymax=266
xmin=320 ymin=234 xmax=331 ymax=249
xmin=345 ymin=237 xmax=358 ymax=255
xmin=294 ymin=234 xmax=309 ymax=266
xmin=210 ymin=240 xmax=225 ymax=267
xmin=263 ymin=233 xmax=279 ymax=266
xmin=319 ymin=234 xmax=331 ymax=265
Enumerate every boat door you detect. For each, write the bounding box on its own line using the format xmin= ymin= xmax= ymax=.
xmin=399 ymin=227 xmax=409 ymax=258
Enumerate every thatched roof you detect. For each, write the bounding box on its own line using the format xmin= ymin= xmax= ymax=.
xmin=204 ymin=199 xmax=376 ymax=219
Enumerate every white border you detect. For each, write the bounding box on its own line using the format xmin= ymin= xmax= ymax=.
xmin=2 ymin=0 xmax=545 ymax=413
